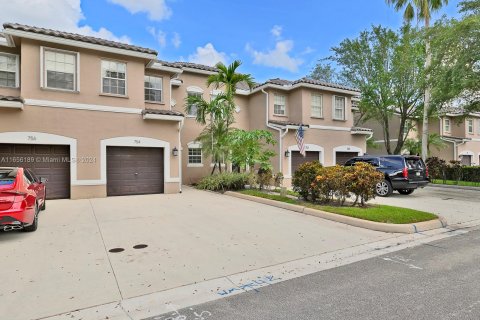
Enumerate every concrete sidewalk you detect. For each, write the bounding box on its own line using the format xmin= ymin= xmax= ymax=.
xmin=1 ymin=187 xmax=396 ymax=320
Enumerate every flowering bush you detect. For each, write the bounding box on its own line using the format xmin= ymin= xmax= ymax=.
xmin=347 ymin=162 xmax=384 ymax=206
xmin=292 ymin=161 xmax=323 ymax=201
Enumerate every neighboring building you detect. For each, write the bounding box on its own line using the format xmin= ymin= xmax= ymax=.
xmin=0 ymin=23 xmax=371 ymax=199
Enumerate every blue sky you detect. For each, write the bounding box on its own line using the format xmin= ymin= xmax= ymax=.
xmin=2 ymin=0 xmax=461 ymax=83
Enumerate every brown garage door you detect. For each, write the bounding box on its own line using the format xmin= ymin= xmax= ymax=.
xmin=107 ymin=146 xmax=164 ymax=196
xmin=0 ymin=143 xmax=70 ymax=199
xmin=336 ymin=152 xmax=359 ymax=165
xmin=291 ymin=151 xmax=320 ymax=175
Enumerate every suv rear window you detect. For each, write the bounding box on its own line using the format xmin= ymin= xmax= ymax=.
xmin=0 ymin=169 xmax=17 ymax=186
xmin=405 ymin=157 xmax=425 ymax=169
xmin=379 ymin=157 xmax=405 ymax=168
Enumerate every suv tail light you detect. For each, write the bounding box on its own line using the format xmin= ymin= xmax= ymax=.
xmin=402 ymin=167 xmax=408 ymax=179
xmin=426 ymin=166 xmax=429 ymax=178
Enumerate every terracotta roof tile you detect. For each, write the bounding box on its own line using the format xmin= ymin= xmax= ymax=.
xmin=142 ymin=109 xmax=184 ymax=117
xmin=0 ymin=95 xmax=23 ymax=103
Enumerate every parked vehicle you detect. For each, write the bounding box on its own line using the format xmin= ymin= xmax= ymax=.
xmin=344 ymin=155 xmax=429 ymax=197
xmin=0 ymin=167 xmax=46 ymax=232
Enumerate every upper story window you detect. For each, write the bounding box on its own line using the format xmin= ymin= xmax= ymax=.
xmin=311 ymin=94 xmax=323 ymax=118
xmin=188 ymin=148 xmax=202 ymax=165
xmin=101 ymin=60 xmax=126 ymax=96
xmin=43 ymin=48 xmax=78 ymax=91
xmin=187 ymin=91 xmax=202 ymax=117
xmin=477 ymin=119 xmax=480 ymax=134
xmin=444 ymin=118 xmax=451 ymax=133
xmin=144 ymin=75 xmax=162 ymax=102
xmin=333 ymin=96 xmax=346 ymax=120
xmin=274 ymin=94 xmax=286 ymax=116
xmin=0 ymin=53 xmax=19 ymax=88
xmin=467 ymin=119 xmax=474 ymax=134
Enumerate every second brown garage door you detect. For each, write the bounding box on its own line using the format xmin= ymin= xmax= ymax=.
xmin=0 ymin=143 xmax=70 ymax=199
xmin=106 ymin=146 xmax=164 ymax=196
xmin=291 ymin=151 xmax=320 ymax=175
xmin=335 ymin=152 xmax=359 ymax=165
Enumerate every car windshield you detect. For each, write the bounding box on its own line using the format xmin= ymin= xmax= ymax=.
xmin=0 ymin=168 xmax=17 ymax=185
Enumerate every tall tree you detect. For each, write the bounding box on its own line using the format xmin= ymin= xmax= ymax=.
xmin=386 ymin=0 xmax=449 ymax=161
xmin=308 ymin=62 xmax=340 ymax=84
xmin=328 ymin=25 xmax=424 ymax=154
xmin=429 ymin=0 xmax=480 ymax=112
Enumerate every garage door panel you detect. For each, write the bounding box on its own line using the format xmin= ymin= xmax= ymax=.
xmin=291 ymin=151 xmax=320 ymax=175
xmin=106 ymin=146 xmax=164 ymax=196
xmin=0 ymin=144 xmax=70 ymax=199
xmin=336 ymin=152 xmax=359 ymax=165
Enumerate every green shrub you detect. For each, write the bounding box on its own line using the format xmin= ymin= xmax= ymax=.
xmin=257 ymin=168 xmax=273 ymax=190
xmin=273 ymin=172 xmax=284 ymax=188
xmin=292 ymin=161 xmax=323 ymax=201
xmin=346 ymin=162 xmax=384 ymax=206
xmin=196 ymin=172 xmax=249 ymax=191
xmin=426 ymin=157 xmax=447 ymax=180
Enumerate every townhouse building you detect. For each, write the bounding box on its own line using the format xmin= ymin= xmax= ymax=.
xmin=0 ymin=23 xmax=371 ymax=199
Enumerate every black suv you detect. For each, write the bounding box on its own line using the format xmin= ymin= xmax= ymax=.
xmin=344 ymin=155 xmax=430 ymax=197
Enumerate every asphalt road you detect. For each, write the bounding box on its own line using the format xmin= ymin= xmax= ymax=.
xmin=148 ymin=227 xmax=480 ymax=320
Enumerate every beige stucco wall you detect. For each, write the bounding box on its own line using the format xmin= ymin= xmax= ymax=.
xmin=0 ymin=105 xmax=180 ymax=198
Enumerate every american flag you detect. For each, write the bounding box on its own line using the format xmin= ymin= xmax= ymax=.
xmin=296 ymin=126 xmax=306 ymax=156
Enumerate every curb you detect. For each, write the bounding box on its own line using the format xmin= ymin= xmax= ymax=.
xmin=428 ymin=184 xmax=480 ymax=191
xmin=225 ymin=191 xmax=447 ymax=234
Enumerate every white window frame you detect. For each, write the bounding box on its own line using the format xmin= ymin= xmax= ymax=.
xmin=332 ymin=95 xmax=346 ymax=121
xmin=477 ymin=119 xmax=480 ymax=135
xmin=186 ymin=88 xmax=203 ymax=118
xmin=273 ymin=94 xmax=286 ymax=116
xmin=0 ymin=52 xmax=19 ymax=88
xmin=187 ymin=142 xmax=203 ymax=167
xmin=467 ymin=119 xmax=474 ymax=134
xmin=444 ymin=118 xmax=451 ymax=133
xmin=100 ymin=59 xmax=127 ymax=96
xmin=144 ymin=75 xmax=163 ymax=103
xmin=40 ymin=46 xmax=80 ymax=92
xmin=311 ymin=93 xmax=323 ymax=118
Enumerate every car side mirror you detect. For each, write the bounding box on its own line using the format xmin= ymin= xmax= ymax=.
xmin=40 ymin=177 xmax=48 ymax=184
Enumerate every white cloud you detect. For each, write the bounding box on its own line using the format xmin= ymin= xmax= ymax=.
xmin=247 ymin=40 xmax=303 ymax=72
xmin=301 ymin=46 xmax=315 ymax=55
xmin=172 ymin=32 xmax=181 ymax=48
xmin=147 ymin=26 xmax=166 ymax=47
xmin=271 ymin=25 xmax=282 ymax=39
xmin=188 ymin=43 xmax=227 ymax=66
xmin=108 ymin=0 xmax=172 ymax=21
xmin=0 ymin=0 xmax=130 ymax=43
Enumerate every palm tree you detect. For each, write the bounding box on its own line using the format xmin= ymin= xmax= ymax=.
xmin=386 ymin=0 xmax=449 ymax=161
xmin=207 ymin=60 xmax=255 ymax=97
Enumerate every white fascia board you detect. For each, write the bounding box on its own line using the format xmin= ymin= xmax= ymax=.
xmin=25 ymin=98 xmax=142 ymax=114
xmin=142 ymin=113 xmax=184 ymax=121
xmin=5 ymin=29 xmax=156 ymax=60
xmin=0 ymin=101 xmax=23 ymax=109
xmin=182 ymin=67 xmax=217 ymax=75
xmin=147 ymin=62 xmax=183 ymax=73
xmin=171 ymin=79 xmax=183 ymax=86
xmin=235 ymin=89 xmax=251 ymax=96
xmin=0 ymin=32 xmax=15 ymax=47
xmin=308 ymin=125 xmax=351 ymax=132
xmin=251 ymin=83 xmax=358 ymax=96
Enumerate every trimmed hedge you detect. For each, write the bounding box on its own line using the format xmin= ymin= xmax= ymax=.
xmin=426 ymin=157 xmax=480 ymax=182
xmin=196 ymin=173 xmax=251 ymax=191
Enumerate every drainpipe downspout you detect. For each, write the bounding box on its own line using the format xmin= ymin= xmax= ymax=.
xmin=262 ymin=88 xmax=284 ymax=173
xmin=178 ymin=118 xmax=184 ymax=193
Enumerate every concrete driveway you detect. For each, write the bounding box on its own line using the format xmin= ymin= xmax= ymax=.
xmin=372 ymin=185 xmax=480 ymax=225
xmin=0 ymin=187 xmax=396 ymax=320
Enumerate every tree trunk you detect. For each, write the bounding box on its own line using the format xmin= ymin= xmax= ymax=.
xmin=422 ymin=16 xmax=431 ymax=161
xmin=383 ymin=114 xmax=392 ymax=154
xmin=394 ymin=112 xmax=407 ymax=154
xmin=211 ymin=163 xmax=217 ymax=175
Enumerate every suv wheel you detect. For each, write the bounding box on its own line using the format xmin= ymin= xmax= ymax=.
xmin=398 ymin=189 xmax=414 ymax=195
xmin=376 ymin=180 xmax=393 ymax=197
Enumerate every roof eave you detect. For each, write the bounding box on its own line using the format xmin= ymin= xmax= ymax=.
xmin=142 ymin=113 xmax=184 ymax=121
xmin=4 ymin=28 xmax=157 ymax=60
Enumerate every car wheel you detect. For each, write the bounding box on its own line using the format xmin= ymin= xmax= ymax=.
xmin=398 ymin=189 xmax=414 ymax=195
xmin=40 ymin=199 xmax=46 ymax=211
xmin=23 ymin=203 xmax=39 ymax=232
xmin=376 ymin=180 xmax=393 ymax=197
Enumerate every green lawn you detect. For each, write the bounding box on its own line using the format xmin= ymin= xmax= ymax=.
xmin=431 ymin=179 xmax=480 ymax=187
xmin=271 ymin=188 xmax=300 ymax=197
xmin=239 ymin=189 xmax=437 ymax=224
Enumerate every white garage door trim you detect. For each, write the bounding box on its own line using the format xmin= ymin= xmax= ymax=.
xmin=459 ymin=150 xmax=474 ymax=156
xmin=285 ymin=144 xmax=324 ymax=179
xmin=333 ymin=145 xmax=363 ymax=165
xmin=0 ymin=131 xmax=78 ymax=184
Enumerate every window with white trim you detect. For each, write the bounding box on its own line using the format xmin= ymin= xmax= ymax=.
xmin=101 ymin=60 xmax=126 ymax=95
xmin=187 ymin=91 xmax=202 ymax=117
xmin=0 ymin=53 xmax=18 ymax=88
xmin=188 ymin=147 xmax=202 ymax=164
xmin=477 ymin=119 xmax=480 ymax=134
xmin=274 ymin=94 xmax=286 ymax=115
xmin=311 ymin=94 xmax=323 ymax=118
xmin=444 ymin=118 xmax=451 ymax=133
xmin=43 ymin=48 xmax=77 ymax=91
xmin=333 ymin=96 xmax=346 ymax=120
xmin=144 ymin=75 xmax=162 ymax=102
xmin=467 ymin=119 xmax=474 ymax=134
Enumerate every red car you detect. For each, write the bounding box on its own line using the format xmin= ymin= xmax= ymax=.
xmin=0 ymin=167 xmax=46 ymax=232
